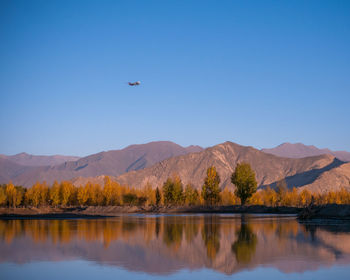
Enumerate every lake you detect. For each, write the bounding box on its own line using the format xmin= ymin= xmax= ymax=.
xmin=1 ymin=214 xmax=350 ymax=279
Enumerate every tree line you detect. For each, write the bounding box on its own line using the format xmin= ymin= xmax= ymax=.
xmin=1 ymin=163 xmax=350 ymax=208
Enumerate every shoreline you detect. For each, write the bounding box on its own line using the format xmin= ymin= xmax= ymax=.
xmin=0 ymin=213 xmax=110 ymax=220
xmin=0 ymin=204 xmax=349 ymax=220
xmin=0 ymin=205 xmax=301 ymax=220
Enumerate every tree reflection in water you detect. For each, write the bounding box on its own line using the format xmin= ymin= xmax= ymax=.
xmin=231 ymin=218 xmax=257 ymax=264
xmin=202 ymin=216 xmax=220 ymax=261
xmin=1 ymin=215 xmax=350 ymax=276
xmin=155 ymin=217 xmax=160 ymax=238
xmin=163 ymin=217 xmax=183 ymax=250
xmin=184 ymin=216 xmax=199 ymax=243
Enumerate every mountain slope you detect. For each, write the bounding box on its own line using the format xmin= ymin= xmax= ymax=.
xmin=116 ymin=142 xmax=341 ymax=192
xmin=262 ymin=143 xmax=350 ymax=162
xmin=298 ymin=162 xmax=350 ymax=193
xmin=0 ymin=153 xmax=80 ymax=167
xmin=4 ymin=141 xmax=203 ymax=187
xmin=0 ymin=158 xmax=36 ymax=184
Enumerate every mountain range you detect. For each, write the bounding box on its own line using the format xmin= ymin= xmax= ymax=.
xmin=116 ymin=142 xmax=347 ymax=193
xmin=0 ymin=141 xmax=202 ymax=187
xmin=262 ymin=142 xmax=350 ymax=162
xmin=1 ymin=141 xmax=349 ymax=193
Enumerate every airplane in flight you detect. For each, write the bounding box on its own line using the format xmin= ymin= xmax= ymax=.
xmin=128 ymin=81 xmax=141 ymax=86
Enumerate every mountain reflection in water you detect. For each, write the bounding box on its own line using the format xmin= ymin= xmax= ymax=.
xmin=1 ymin=214 xmax=350 ymax=276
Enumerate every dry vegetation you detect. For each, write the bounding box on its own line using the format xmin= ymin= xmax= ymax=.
xmin=1 ymin=176 xmax=350 ymax=209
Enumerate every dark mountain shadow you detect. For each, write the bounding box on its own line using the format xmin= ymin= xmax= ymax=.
xmin=126 ymin=154 xmax=147 ymax=172
xmin=75 ymin=163 xmax=88 ymax=171
xmin=261 ymin=158 xmax=344 ymax=189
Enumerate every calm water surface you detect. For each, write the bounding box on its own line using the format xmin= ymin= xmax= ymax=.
xmin=1 ymin=214 xmax=350 ymax=279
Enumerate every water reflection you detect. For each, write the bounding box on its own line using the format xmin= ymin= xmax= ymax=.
xmin=1 ymin=215 xmax=350 ymax=275
xmin=163 ymin=217 xmax=183 ymax=249
xmin=202 ymin=216 xmax=220 ymax=261
xmin=231 ymin=221 xmax=257 ymax=263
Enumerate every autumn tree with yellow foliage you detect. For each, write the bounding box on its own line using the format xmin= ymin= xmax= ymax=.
xmin=184 ymin=184 xmax=200 ymax=206
xmin=6 ymin=182 xmax=22 ymax=208
xmin=201 ymin=166 xmax=221 ymax=205
xmin=50 ymin=181 xmax=60 ymax=206
xmin=60 ymin=181 xmax=75 ymax=206
xmin=0 ymin=187 xmax=6 ymax=206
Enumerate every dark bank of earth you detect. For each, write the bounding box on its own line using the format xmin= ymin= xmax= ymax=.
xmin=298 ymin=204 xmax=350 ymax=220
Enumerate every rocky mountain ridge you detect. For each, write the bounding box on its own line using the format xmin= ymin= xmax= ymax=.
xmin=1 ymin=141 xmax=350 ymax=193
xmin=262 ymin=142 xmax=350 ymax=162
xmin=116 ymin=142 xmax=349 ymax=193
xmin=0 ymin=141 xmax=203 ymax=187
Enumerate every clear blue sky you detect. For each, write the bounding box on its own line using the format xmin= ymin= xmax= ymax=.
xmin=1 ymin=0 xmax=349 ymax=156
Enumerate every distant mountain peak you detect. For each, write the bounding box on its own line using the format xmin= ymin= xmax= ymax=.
xmin=13 ymin=152 xmax=30 ymax=157
xmin=0 ymin=153 xmax=81 ymax=167
xmin=262 ymin=143 xmax=350 ymax=162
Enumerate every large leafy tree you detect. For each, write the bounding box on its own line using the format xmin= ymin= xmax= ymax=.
xmin=25 ymin=182 xmax=41 ymax=207
xmin=0 ymin=187 xmax=6 ymax=206
xmin=184 ymin=183 xmax=199 ymax=206
xmin=201 ymin=166 xmax=221 ymax=205
xmin=60 ymin=181 xmax=75 ymax=206
xmin=276 ymin=179 xmax=288 ymax=206
xmin=77 ymin=185 xmax=89 ymax=206
xmin=163 ymin=178 xmax=174 ymax=205
xmin=162 ymin=175 xmax=184 ymax=206
xmin=6 ymin=182 xmax=17 ymax=207
xmin=155 ymin=187 xmax=161 ymax=206
xmin=50 ymin=181 xmax=61 ymax=206
xmin=231 ymin=162 xmax=257 ymax=205
xmin=103 ymin=176 xmax=114 ymax=206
